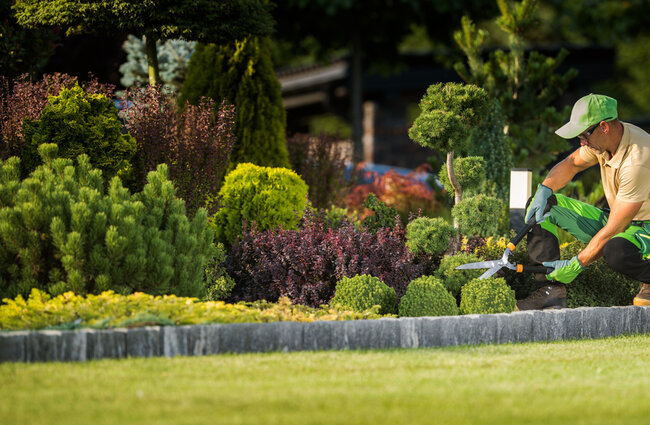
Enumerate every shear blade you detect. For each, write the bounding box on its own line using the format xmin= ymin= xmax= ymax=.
xmin=479 ymin=266 xmax=502 ymax=280
xmin=455 ymin=260 xmax=504 ymax=270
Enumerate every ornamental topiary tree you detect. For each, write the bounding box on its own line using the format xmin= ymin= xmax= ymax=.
xmin=460 ymin=277 xmax=516 ymax=315
xmin=398 ymin=276 xmax=459 ymax=317
xmin=331 ymin=274 xmax=397 ymax=315
xmin=438 ymin=156 xmax=486 ymax=199
xmin=12 ymin=0 xmax=274 ymax=85
xmin=21 ymin=84 xmax=136 ymax=181
xmin=0 ymin=144 xmax=215 ymax=300
xmin=180 ymin=37 xmax=290 ymax=169
xmin=409 ymin=83 xmax=491 ymax=213
xmin=452 ymin=194 xmax=504 ymax=238
xmin=212 ymin=163 xmax=309 ymax=247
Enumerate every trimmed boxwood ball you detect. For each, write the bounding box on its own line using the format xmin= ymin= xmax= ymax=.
xmin=406 ymin=217 xmax=456 ymax=256
xmin=331 ymin=274 xmax=397 ymax=315
xmin=398 ymin=276 xmax=459 ymax=317
xmin=434 ymin=252 xmax=484 ymax=299
xmin=460 ymin=277 xmax=516 ymax=315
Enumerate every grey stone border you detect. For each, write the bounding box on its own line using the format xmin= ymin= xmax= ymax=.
xmin=2 ymin=306 xmax=650 ymax=362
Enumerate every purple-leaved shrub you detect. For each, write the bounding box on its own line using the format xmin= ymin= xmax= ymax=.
xmin=225 ymin=212 xmax=423 ymax=307
xmin=120 ymin=85 xmax=236 ymax=215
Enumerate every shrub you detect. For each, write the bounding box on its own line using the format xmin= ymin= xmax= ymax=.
xmin=406 ymin=216 xmax=456 ymax=256
xmin=121 ymin=85 xmax=236 ymax=216
xmin=452 ymin=194 xmax=504 ymax=237
xmin=434 ymin=253 xmax=484 ymax=299
xmin=180 ymin=37 xmax=290 ymax=169
xmin=0 ymin=144 xmax=214 ymax=300
xmin=21 ymin=84 xmax=136 ymax=180
xmin=226 ymin=212 xmax=422 ymax=307
xmin=438 ymin=156 xmax=486 ymax=196
xmin=398 ymin=276 xmax=458 ymax=317
xmin=203 ymin=242 xmax=236 ymax=301
xmin=460 ymin=277 xmax=516 ymax=315
xmin=212 ymin=163 xmax=309 ymax=246
xmin=361 ymin=193 xmax=399 ymax=233
xmin=0 ymin=73 xmax=113 ymax=162
xmin=287 ymin=133 xmax=351 ymax=209
xmin=0 ymin=289 xmax=386 ymax=331
xmin=331 ymin=274 xmax=397 ymax=315
xmin=561 ymin=241 xmax=638 ymax=307
xmin=346 ymin=165 xmax=440 ymax=224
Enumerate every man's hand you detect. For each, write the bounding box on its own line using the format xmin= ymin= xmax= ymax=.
xmin=543 ymin=256 xmax=585 ymax=284
xmin=525 ymin=184 xmax=553 ymax=223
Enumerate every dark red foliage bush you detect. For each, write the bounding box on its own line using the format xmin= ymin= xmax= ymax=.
xmin=120 ymin=85 xmax=236 ymax=215
xmin=287 ymin=133 xmax=352 ymax=209
xmin=225 ymin=212 xmax=423 ymax=307
xmin=0 ymin=73 xmax=113 ymax=160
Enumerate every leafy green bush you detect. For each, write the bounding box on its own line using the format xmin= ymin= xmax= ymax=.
xmin=331 ymin=274 xmax=397 ymax=315
xmin=0 ymin=289 xmax=387 ymax=331
xmin=434 ymin=253 xmax=484 ymax=299
xmin=361 ymin=193 xmax=399 ymax=233
xmin=212 ymin=163 xmax=308 ymax=246
xmin=0 ymin=144 xmax=214 ymax=300
xmin=203 ymin=242 xmax=236 ymax=301
xmin=398 ymin=276 xmax=458 ymax=317
xmin=452 ymin=194 xmax=504 ymax=237
xmin=406 ymin=216 xmax=456 ymax=256
xmin=460 ymin=277 xmax=516 ymax=315
xmin=22 ymin=84 xmax=136 ymax=180
xmin=561 ymin=241 xmax=638 ymax=307
xmin=438 ymin=156 xmax=486 ymax=196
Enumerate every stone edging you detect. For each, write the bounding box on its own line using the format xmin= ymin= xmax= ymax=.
xmin=2 ymin=306 xmax=650 ymax=363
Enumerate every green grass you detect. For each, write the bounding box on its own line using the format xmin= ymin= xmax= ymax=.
xmin=3 ymin=335 xmax=650 ymax=425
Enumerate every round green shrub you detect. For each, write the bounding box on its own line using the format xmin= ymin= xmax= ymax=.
xmin=438 ymin=156 xmax=486 ymax=196
xmin=406 ymin=217 xmax=456 ymax=256
xmin=22 ymin=84 xmax=136 ymax=180
xmin=203 ymin=242 xmax=237 ymax=301
xmin=398 ymin=276 xmax=459 ymax=317
xmin=331 ymin=274 xmax=397 ymax=315
xmin=434 ymin=253 xmax=484 ymax=299
xmin=460 ymin=277 xmax=516 ymax=315
xmin=212 ymin=163 xmax=309 ymax=246
xmin=452 ymin=195 xmax=504 ymax=237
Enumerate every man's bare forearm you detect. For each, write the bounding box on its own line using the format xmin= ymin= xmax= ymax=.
xmin=542 ymin=157 xmax=581 ymax=192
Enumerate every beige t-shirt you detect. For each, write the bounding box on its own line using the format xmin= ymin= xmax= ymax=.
xmin=579 ymin=122 xmax=650 ymax=221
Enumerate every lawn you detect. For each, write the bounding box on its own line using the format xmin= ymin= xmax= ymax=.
xmin=2 ymin=334 xmax=650 ymax=425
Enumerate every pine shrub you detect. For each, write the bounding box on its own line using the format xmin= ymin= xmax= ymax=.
xmin=121 ymin=85 xmax=236 ymax=216
xmin=460 ymin=277 xmax=516 ymax=315
xmin=561 ymin=241 xmax=638 ymax=307
xmin=398 ymin=276 xmax=458 ymax=317
xmin=331 ymin=274 xmax=397 ymax=315
xmin=434 ymin=253 xmax=484 ymax=299
xmin=0 ymin=144 xmax=214 ymax=300
xmin=361 ymin=193 xmax=399 ymax=233
xmin=180 ymin=37 xmax=290 ymax=169
xmin=225 ymin=212 xmax=422 ymax=307
xmin=438 ymin=156 xmax=486 ymax=197
xmin=21 ymin=84 xmax=136 ymax=181
xmin=452 ymin=194 xmax=504 ymax=237
xmin=212 ymin=162 xmax=308 ymax=246
xmin=203 ymin=242 xmax=236 ymax=301
xmin=406 ymin=216 xmax=456 ymax=256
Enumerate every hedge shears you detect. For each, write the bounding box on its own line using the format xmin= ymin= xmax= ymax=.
xmin=455 ymin=215 xmax=553 ymax=280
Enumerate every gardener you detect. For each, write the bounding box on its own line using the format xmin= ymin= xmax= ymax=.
xmin=516 ymin=93 xmax=650 ymax=310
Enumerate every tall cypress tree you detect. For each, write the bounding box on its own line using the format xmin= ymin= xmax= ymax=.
xmin=180 ymin=37 xmax=289 ymax=169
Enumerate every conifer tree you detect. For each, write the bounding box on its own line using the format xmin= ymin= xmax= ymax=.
xmin=453 ymin=0 xmax=578 ymax=174
xmin=180 ymin=37 xmax=289 ymax=169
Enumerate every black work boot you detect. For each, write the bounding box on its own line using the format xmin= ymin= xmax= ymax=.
xmin=515 ymin=283 xmax=567 ymax=311
xmin=633 ymin=283 xmax=650 ymax=306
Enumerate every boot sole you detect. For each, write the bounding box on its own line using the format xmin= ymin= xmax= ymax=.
xmin=633 ymin=297 xmax=650 ymax=306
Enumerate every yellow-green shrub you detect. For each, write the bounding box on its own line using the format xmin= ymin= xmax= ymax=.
xmin=398 ymin=276 xmax=458 ymax=317
xmin=0 ymin=289 xmax=387 ymax=331
xmin=331 ymin=274 xmax=397 ymax=315
xmin=460 ymin=277 xmax=516 ymax=315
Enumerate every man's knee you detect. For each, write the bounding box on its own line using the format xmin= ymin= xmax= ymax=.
xmin=603 ymin=238 xmax=634 ymax=273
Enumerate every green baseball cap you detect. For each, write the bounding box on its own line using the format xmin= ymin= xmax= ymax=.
xmin=555 ymin=94 xmax=618 ymax=139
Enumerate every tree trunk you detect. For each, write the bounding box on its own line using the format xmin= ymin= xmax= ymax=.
xmin=351 ymin=31 xmax=363 ymax=162
xmin=145 ymin=35 xmax=161 ymax=86
xmin=447 ymin=150 xmax=462 ymax=228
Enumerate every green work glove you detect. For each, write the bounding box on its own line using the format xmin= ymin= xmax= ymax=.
xmin=543 ymin=256 xmax=585 ymax=284
xmin=525 ymin=184 xmax=553 ymax=224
